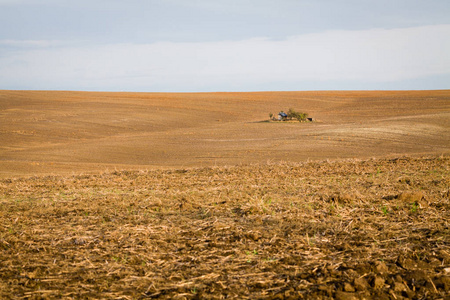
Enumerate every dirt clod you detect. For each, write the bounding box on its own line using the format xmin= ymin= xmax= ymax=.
xmin=373 ymin=276 xmax=385 ymax=289
xmin=375 ymin=261 xmax=389 ymax=274
xmin=354 ymin=277 xmax=370 ymax=291
xmin=335 ymin=291 xmax=358 ymax=300
xmin=344 ymin=282 xmax=356 ymax=292
xmin=394 ymin=282 xmax=408 ymax=292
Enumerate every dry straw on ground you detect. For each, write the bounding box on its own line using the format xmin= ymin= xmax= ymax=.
xmin=0 ymin=155 xmax=449 ymax=299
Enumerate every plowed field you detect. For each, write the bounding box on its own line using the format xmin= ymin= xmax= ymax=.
xmin=1 ymin=90 xmax=449 ymax=177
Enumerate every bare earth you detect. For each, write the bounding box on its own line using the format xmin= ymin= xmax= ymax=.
xmin=0 ymin=90 xmax=449 ymax=299
xmin=1 ymin=90 xmax=449 ymax=177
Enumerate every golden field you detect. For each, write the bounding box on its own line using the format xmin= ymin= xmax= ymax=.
xmin=1 ymin=90 xmax=449 ymax=177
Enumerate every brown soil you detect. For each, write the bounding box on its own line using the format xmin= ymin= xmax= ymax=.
xmin=0 ymin=156 xmax=449 ymax=299
xmin=0 ymin=90 xmax=449 ymax=299
xmin=1 ymin=90 xmax=449 ymax=177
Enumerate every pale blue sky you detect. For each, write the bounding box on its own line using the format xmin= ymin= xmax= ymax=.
xmin=1 ymin=0 xmax=449 ymax=92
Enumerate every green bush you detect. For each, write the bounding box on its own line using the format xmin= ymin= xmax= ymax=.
xmin=287 ymin=108 xmax=308 ymax=122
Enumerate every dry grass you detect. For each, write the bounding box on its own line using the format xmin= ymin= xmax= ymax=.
xmin=1 ymin=155 xmax=449 ymax=299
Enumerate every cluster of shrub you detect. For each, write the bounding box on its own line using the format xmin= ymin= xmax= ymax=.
xmin=270 ymin=108 xmax=309 ymax=122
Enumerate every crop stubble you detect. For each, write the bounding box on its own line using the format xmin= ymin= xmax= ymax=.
xmin=0 ymin=155 xmax=449 ymax=299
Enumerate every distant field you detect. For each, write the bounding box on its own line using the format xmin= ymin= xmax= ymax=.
xmin=0 ymin=90 xmax=449 ymax=177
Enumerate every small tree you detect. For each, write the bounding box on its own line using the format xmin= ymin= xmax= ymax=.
xmin=287 ymin=108 xmax=308 ymax=122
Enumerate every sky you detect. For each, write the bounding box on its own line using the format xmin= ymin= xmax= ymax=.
xmin=0 ymin=0 xmax=449 ymax=92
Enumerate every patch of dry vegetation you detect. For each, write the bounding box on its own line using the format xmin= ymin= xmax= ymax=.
xmin=0 ymin=155 xmax=449 ymax=299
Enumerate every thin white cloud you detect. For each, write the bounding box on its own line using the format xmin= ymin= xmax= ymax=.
xmin=0 ymin=25 xmax=449 ymax=91
xmin=0 ymin=39 xmax=67 ymax=48
xmin=0 ymin=0 xmax=58 ymax=4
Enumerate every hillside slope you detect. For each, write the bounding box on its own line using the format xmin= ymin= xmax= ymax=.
xmin=1 ymin=90 xmax=449 ymax=177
